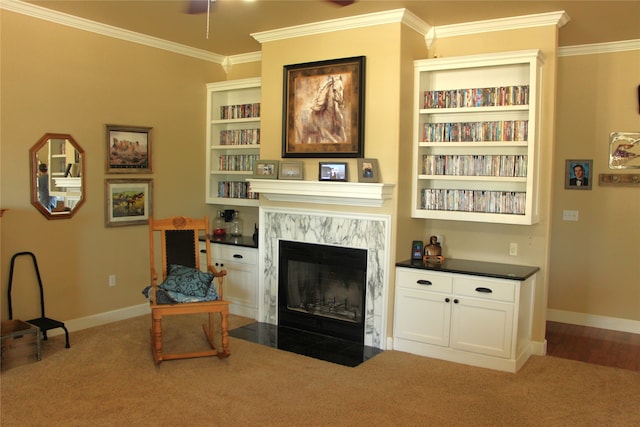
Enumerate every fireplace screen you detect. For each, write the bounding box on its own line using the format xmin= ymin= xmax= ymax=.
xmin=279 ymin=240 xmax=366 ymax=342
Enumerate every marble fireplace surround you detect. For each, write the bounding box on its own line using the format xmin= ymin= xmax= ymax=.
xmin=258 ymin=207 xmax=392 ymax=349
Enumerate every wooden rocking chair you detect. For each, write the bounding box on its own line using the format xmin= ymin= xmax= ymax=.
xmin=148 ymin=216 xmax=230 ymax=364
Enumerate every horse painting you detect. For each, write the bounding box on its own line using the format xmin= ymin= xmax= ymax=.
xmin=295 ymin=75 xmax=348 ymax=144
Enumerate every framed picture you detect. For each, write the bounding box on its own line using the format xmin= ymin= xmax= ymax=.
xmin=282 ymin=56 xmax=365 ymax=158
xmin=609 ymin=132 xmax=640 ymax=169
xmin=319 ymin=162 xmax=347 ymax=181
xmin=253 ymin=160 xmax=279 ymax=179
xmin=565 ymin=159 xmax=593 ymax=190
xmin=106 ymin=124 xmax=152 ymax=173
xmin=357 ymin=158 xmax=379 ymax=183
xmin=278 ymin=161 xmax=304 ymax=180
xmin=105 ymin=179 xmax=153 ymax=227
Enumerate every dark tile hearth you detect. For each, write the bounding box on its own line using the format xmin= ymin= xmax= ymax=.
xmin=230 ymin=322 xmax=382 ymax=367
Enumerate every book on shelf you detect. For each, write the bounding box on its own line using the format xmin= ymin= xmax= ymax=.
xmin=219 ymin=129 xmax=260 ymax=145
xmin=423 ymin=85 xmax=529 ymax=109
xmin=422 ymin=154 xmax=527 ymax=177
xmin=217 ymin=181 xmax=258 ymax=200
xmin=219 ymin=103 xmax=261 ymax=120
xmin=422 ymin=120 xmax=528 ymax=143
xmin=421 ymin=188 xmax=526 ymax=215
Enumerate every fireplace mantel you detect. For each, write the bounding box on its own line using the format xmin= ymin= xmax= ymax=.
xmin=248 ymin=179 xmax=395 ymax=207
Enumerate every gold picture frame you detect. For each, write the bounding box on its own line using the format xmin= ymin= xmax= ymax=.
xmin=105 ymin=179 xmax=153 ymax=227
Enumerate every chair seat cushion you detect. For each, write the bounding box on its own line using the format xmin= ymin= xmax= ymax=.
xmin=160 ymin=264 xmax=214 ymax=298
xmin=141 ymin=283 xmax=219 ymax=304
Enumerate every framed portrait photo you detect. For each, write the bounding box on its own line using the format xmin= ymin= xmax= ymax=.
xmin=565 ymin=159 xmax=593 ymax=190
xmin=278 ymin=161 xmax=304 ymax=180
xmin=283 ymin=56 xmax=365 ymax=158
xmin=253 ymin=160 xmax=279 ymax=179
xmin=357 ymin=158 xmax=379 ymax=183
xmin=106 ymin=124 xmax=152 ymax=173
xmin=319 ymin=162 xmax=348 ymax=182
xmin=105 ymin=179 xmax=153 ymax=227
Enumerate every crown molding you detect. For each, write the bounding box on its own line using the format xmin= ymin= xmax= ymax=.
xmin=251 ymin=8 xmax=431 ymax=44
xmin=431 ymin=10 xmax=570 ymax=42
xmin=559 ymin=39 xmax=640 ymax=57
xmin=0 ymin=0 xmax=225 ymax=64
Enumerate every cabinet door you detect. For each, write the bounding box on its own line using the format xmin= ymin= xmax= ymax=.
xmin=211 ymin=244 xmax=258 ymax=318
xmin=395 ymin=288 xmax=451 ymax=347
xmin=449 ymin=297 xmax=514 ymax=358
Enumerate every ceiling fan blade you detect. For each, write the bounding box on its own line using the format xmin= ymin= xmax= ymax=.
xmin=186 ymin=0 xmax=209 ymax=15
xmin=326 ymin=0 xmax=356 ymax=5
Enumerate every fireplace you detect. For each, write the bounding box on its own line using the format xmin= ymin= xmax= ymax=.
xmin=278 ymin=240 xmax=366 ymax=343
xmin=259 ymin=207 xmax=391 ymax=349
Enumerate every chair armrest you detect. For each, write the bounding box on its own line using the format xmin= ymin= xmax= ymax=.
xmin=208 ymin=264 xmax=227 ymax=300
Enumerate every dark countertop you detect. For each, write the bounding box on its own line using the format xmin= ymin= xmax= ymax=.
xmin=199 ymin=235 xmax=258 ymax=249
xmin=396 ymin=258 xmax=539 ymax=281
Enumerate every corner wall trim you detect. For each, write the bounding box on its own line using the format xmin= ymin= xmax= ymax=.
xmin=558 ymin=39 xmax=640 ymax=57
xmin=547 ymin=309 xmax=640 ymax=334
xmin=1 ymin=0 xmax=225 ymax=63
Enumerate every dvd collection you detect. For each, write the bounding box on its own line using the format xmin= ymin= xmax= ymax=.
xmin=217 ymin=181 xmax=258 ymax=200
xmin=421 ymin=189 xmax=526 ymax=215
xmin=422 ymin=154 xmax=527 ymax=177
xmin=219 ymin=128 xmax=260 ymax=145
xmin=424 ymin=85 xmax=529 ymax=109
xmin=218 ymin=154 xmax=260 ymax=172
xmin=219 ymin=102 xmax=261 ymax=120
xmin=422 ymin=120 xmax=528 ymax=143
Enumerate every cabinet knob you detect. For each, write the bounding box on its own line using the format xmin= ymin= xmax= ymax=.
xmin=475 ymin=287 xmax=493 ymax=293
xmin=417 ymin=280 xmax=432 ymax=286
xmin=216 ymin=262 xmax=224 ymax=267
xmin=445 ymin=297 xmax=450 ymax=303
xmin=453 ymin=299 xmax=459 ymax=304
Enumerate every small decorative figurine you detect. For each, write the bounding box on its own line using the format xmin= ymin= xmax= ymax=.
xmin=423 ymin=235 xmax=445 ymax=264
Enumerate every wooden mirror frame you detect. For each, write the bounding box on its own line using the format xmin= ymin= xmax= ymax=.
xmin=30 ymin=133 xmax=85 ymax=220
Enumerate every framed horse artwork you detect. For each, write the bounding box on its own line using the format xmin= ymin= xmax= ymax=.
xmin=282 ymin=56 xmax=365 ymax=158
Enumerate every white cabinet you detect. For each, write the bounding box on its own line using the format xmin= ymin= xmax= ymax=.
xmin=412 ymin=50 xmax=544 ymax=224
xmin=394 ymin=264 xmax=535 ymax=372
xmin=200 ymin=242 xmax=258 ymax=319
xmin=206 ymin=78 xmax=261 ymax=206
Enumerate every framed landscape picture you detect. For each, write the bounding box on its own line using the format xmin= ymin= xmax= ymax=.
xmin=283 ymin=56 xmax=365 ymax=158
xmin=105 ymin=179 xmax=153 ymax=226
xmin=106 ymin=124 xmax=152 ymax=173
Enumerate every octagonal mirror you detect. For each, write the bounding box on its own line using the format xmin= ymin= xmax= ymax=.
xmin=30 ymin=133 xmax=85 ymax=219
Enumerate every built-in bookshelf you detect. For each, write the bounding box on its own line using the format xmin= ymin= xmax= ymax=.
xmin=412 ymin=50 xmax=544 ymax=225
xmin=206 ymin=78 xmax=261 ymax=206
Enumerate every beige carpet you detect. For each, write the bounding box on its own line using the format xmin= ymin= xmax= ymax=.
xmin=2 ymin=314 xmax=639 ymax=426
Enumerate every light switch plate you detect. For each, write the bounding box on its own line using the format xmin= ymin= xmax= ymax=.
xmin=562 ymin=210 xmax=579 ymax=221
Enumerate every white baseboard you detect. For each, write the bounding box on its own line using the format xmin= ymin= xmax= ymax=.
xmin=547 ymin=309 xmax=640 ymax=335
xmin=46 ymin=303 xmax=150 ymax=337
xmin=530 ymin=339 xmax=547 ymax=356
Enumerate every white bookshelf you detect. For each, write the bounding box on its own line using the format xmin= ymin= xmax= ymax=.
xmin=412 ymin=50 xmax=544 ymax=225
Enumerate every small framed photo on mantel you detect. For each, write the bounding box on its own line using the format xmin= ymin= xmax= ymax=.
xmin=357 ymin=158 xmax=379 ymax=183
xmin=278 ymin=161 xmax=304 ymax=180
xmin=319 ymin=162 xmax=347 ymax=181
xmin=253 ymin=160 xmax=279 ymax=179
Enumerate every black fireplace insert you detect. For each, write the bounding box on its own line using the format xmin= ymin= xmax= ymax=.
xmin=278 ymin=240 xmax=366 ymax=344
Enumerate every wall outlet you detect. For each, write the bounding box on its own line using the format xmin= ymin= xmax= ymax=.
xmin=562 ymin=210 xmax=579 ymax=221
xmin=433 ymin=234 xmax=443 ymax=247
xmin=509 ymin=242 xmax=518 ymax=256
xmin=109 ymin=274 xmax=116 ymax=287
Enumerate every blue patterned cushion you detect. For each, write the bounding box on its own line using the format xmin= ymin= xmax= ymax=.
xmin=159 ymin=264 xmax=213 ymax=298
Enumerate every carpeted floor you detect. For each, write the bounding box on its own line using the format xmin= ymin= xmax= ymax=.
xmin=1 ymin=314 xmax=639 ymax=426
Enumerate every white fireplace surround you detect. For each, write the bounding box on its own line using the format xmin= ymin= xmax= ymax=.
xmin=258 ymin=207 xmax=392 ymax=349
